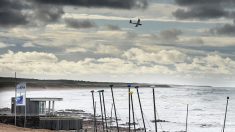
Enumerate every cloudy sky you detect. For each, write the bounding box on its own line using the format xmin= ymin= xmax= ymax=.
xmin=0 ymin=0 xmax=235 ymax=86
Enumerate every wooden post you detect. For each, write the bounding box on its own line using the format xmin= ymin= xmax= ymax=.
xmin=91 ymin=90 xmax=97 ymax=132
xmin=186 ymin=104 xmax=189 ymax=132
xmin=222 ymin=97 xmax=229 ymax=132
xmin=101 ymin=91 xmax=108 ymax=132
xmin=152 ymin=87 xmax=157 ymax=132
xmin=110 ymin=85 xmax=119 ymax=132
xmin=135 ymin=86 xmax=146 ymax=132
xmin=24 ymin=86 xmax=27 ymax=128
xmin=14 ymin=72 xmax=17 ymax=126
xmin=94 ymin=102 xmax=97 ymax=132
xmin=98 ymin=90 xmax=104 ymax=132
xmin=128 ymin=84 xmax=131 ymax=132
xmin=130 ymin=91 xmax=136 ymax=132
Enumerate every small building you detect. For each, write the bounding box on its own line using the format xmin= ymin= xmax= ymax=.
xmin=9 ymin=97 xmax=83 ymax=130
xmin=11 ymin=97 xmax=63 ymax=116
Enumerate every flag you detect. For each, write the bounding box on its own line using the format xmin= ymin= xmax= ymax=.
xmin=16 ymin=82 xmax=26 ymax=106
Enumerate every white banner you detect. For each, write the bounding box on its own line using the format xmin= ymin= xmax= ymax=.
xmin=16 ymin=82 xmax=26 ymax=106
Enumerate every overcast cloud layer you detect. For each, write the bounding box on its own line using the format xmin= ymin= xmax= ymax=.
xmin=0 ymin=0 xmax=235 ymax=86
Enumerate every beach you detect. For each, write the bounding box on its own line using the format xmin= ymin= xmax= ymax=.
xmin=0 ymin=123 xmax=53 ymax=132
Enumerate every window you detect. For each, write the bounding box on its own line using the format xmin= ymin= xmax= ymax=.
xmin=39 ymin=101 xmax=46 ymax=115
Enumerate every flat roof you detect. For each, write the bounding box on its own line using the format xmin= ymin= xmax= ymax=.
xmin=29 ymin=98 xmax=63 ymax=101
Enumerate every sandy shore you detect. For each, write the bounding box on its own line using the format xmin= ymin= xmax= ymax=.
xmin=0 ymin=123 xmax=54 ymax=132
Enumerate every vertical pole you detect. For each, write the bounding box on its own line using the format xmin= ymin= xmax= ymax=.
xmin=222 ymin=97 xmax=229 ymax=132
xmin=135 ymin=86 xmax=146 ymax=132
xmin=128 ymin=84 xmax=131 ymax=132
xmin=130 ymin=92 xmax=136 ymax=132
xmin=152 ymin=87 xmax=157 ymax=132
xmin=48 ymin=101 xmax=51 ymax=114
xmin=98 ymin=91 xmax=105 ymax=132
xmin=52 ymin=101 xmax=55 ymax=115
xmin=46 ymin=101 xmax=48 ymax=114
xmin=91 ymin=90 xmax=97 ymax=132
xmin=101 ymin=91 xmax=108 ymax=132
xmin=110 ymin=103 xmax=114 ymax=129
xmin=94 ymin=102 xmax=97 ymax=132
xmin=24 ymin=85 xmax=27 ymax=128
xmin=14 ymin=72 xmax=17 ymax=126
xmin=186 ymin=104 xmax=189 ymax=132
xmin=110 ymin=85 xmax=119 ymax=132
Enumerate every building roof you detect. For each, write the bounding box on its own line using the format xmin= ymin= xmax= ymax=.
xmin=29 ymin=98 xmax=63 ymax=101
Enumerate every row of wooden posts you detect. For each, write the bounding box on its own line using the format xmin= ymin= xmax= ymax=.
xmin=90 ymin=85 xmax=230 ymax=132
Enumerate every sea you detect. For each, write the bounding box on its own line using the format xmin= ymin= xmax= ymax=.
xmin=0 ymin=86 xmax=234 ymax=132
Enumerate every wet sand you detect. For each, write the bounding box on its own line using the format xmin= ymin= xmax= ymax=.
xmin=0 ymin=123 xmax=53 ymax=132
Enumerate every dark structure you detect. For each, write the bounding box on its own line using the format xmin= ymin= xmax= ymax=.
xmin=8 ymin=97 xmax=83 ymax=130
xmin=11 ymin=97 xmax=63 ymax=116
xmin=39 ymin=117 xmax=82 ymax=130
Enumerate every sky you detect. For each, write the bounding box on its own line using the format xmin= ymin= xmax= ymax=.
xmin=0 ymin=0 xmax=235 ymax=87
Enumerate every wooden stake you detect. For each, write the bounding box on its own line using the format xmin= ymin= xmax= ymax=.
xmin=91 ymin=90 xmax=97 ymax=132
xmin=110 ymin=85 xmax=119 ymax=132
xmin=135 ymin=86 xmax=146 ymax=132
xmin=152 ymin=87 xmax=157 ymax=132
xmin=186 ymin=104 xmax=189 ymax=132
xmin=222 ymin=97 xmax=229 ymax=132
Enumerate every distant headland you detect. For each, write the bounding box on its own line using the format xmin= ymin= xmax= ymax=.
xmin=0 ymin=77 xmax=172 ymax=89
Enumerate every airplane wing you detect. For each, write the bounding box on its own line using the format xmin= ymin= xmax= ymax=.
xmin=135 ymin=19 xmax=141 ymax=27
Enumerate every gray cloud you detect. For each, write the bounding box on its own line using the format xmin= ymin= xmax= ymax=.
xmin=0 ymin=0 xmax=64 ymax=27
xmin=65 ymin=19 xmax=97 ymax=29
xmin=175 ymin=0 xmax=223 ymax=6
xmin=173 ymin=0 xmax=235 ymax=36
xmin=159 ymin=29 xmax=182 ymax=40
xmin=210 ymin=23 xmax=235 ymax=36
xmin=0 ymin=0 xmax=29 ymax=26
xmin=32 ymin=4 xmax=64 ymax=24
xmin=0 ymin=10 xmax=28 ymax=26
xmin=173 ymin=7 xmax=228 ymax=20
xmin=0 ymin=0 xmax=148 ymax=27
xmin=34 ymin=0 xmax=148 ymax=9
xmin=173 ymin=0 xmax=235 ymax=19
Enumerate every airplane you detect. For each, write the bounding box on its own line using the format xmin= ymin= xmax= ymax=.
xmin=130 ymin=18 xmax=142 ymax=27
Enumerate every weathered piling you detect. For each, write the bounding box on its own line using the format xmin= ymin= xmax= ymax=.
xmin=14 ymin=72 xmax=17 ymax=126
xmin=152 ymin=87 xmax=158 ymax=132
xmin=186 ymin=104 xmax=189 ymax=132
xmin=128 ymin=84 xmax=131 ymax=132
xmin=110 ymin=85 xmax=119 ymax=132
xmin=222 ymin=97 xmax=229 ymax=132
xmin=130 ymin=91 xmax=136 ymax=132
xmin=98 ymin=90 xmax=104 ymax=132
xmin=94 ymin=102 xmax=97 ymax=132
xmin=135 ymin=86 xmax=146 ymax=132
xmin=91 ymin=90 xmax=97 ymax=132
xmin=101 ymin=90 xmax=108 ymax=132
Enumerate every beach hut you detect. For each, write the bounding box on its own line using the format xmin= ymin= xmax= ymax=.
xmin=9 ymin=97 xmax=83 ymax=130
xmin=11 ymin=97 xmax=63 ymax=116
